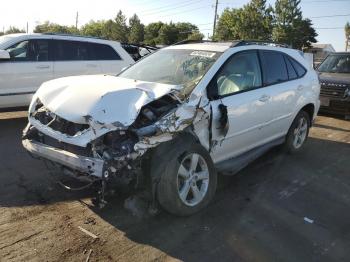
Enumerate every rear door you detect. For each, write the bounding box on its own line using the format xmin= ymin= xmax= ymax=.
xmin=0 ymin=38 xmax=53 ymax=108
xmin=53 ymin=40 xmax=101 ymax=79
xmin=259 ymin=50 xmax=307 ymax=139
xmin=209 ymin=50 xmax=274 ymax=163
xmin=89 ymin=42 xmax=125 ymax=75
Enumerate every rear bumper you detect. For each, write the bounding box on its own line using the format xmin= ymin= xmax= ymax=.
xmin=22 ymin=139 xmax=104 ymax=178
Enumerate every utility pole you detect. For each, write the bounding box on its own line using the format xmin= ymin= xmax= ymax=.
xmin=26 ymin=22 xmax=28 ymax=34
xmin=75 ymin=12 xmax=79 ymax=29
xmin=212 ymin=0 xmax=219 ymax=38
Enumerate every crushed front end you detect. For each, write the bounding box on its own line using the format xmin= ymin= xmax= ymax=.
xmin=22 ymin=89 xmax=205 ymax=208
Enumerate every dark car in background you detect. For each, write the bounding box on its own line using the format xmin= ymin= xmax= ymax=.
xmin=317 ymin=52 xmax=350 ymax=119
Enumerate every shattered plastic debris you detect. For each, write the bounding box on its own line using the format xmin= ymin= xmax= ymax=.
xmin=303 ymin=217 xmax=314 ymax=224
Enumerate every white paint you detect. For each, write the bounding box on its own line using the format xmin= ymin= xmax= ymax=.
xmin=29 ymin=75 xmax=182 ymax=147
xmin=0 ymin=33 xmax=134 ymax=109
xmin=24 ymin=42 xmax=320 ymax=179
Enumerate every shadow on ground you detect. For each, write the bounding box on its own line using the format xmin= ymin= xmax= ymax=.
xmin=1 ymin=116 xmax=350 ymax=261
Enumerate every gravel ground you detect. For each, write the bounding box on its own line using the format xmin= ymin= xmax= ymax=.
xmin=0 ymin=111 xmax=349 ymax=262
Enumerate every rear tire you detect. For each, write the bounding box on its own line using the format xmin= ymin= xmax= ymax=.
xmin=153 ymin=138 xmax=217 ymax=216
xmin=284 ymin=111 xmax=310 ymax=153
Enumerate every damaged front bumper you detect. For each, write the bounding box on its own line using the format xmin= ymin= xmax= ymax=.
xmin=22 ymin=139 xmax=105 ymax=178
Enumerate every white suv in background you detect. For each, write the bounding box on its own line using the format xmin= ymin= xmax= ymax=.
xmin=0 ymin=33 xmax=135 ymax=109
xmin=23 ymin=40 xmax=320 ymax=216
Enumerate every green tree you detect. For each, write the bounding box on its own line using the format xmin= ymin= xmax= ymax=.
xmin=114 ymin=10 xmax=128 ymax=42
xmin=5 ymin=26 xmax=26 ymax=34
xmin=100 ymin=19 xmax=118 ymax=40
xmin=215 ymin=0 xmax=273 ymax=41
xmin=345 ymin=22 xmax=350 ymax=51
xmin=158 ymin=22 xmax=178 ymax=45
xmin=144 ymin=22 xmax=164 ymax=45
xmin=187 ymin=31 xmax=204 ymax=41
xmin=215 ymin=8 xmax=240 ymax=40
xmin=81 ymin=20 xmax=106 ymax=37
xmin=272 ymin=0 xmax=317 ymax=49
xmin=128 ymin=14 xmax=144 ymax=43
xmin=237 ymin=0 xmax=273 ymax=40
xmin=175 ymin=22 xmax=198 ymax=42
xmin=34 ymin=21 xmax=78 ymax=34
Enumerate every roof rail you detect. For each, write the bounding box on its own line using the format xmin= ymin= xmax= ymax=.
xmin=42 ymin=33 xmax=105 ymax=40
xmin=232 ymin=40 xmax=291 ymax=48
xmin=172 ymin=39 xmax=214 ymax=45
xmin=121 ymin=42 xmax=158 ymax=50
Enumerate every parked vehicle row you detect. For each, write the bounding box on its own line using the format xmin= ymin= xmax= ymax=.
xmin=317 ymin=52 xmax=350 ymax=118
xmin=22 ymin=40 xmax=320 ymax=215
xmin=0 ymin=33 xmax=135 ymax=109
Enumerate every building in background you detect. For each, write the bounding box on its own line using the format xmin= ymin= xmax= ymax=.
xmin=305 ymin=43 xmax=336 ymax=67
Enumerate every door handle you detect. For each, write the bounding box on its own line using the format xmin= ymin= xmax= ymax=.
xmin=297 ymin=85 xmax=304 ymax=91
xmin=259 ymin=94 xmax=270 ymax=102
xmin=36 ymin=65 xmax=50 ymax=69
xmin=87 ymin=64 xmax=97 ymax=68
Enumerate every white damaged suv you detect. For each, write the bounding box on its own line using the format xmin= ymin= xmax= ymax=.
xmin=22 ymin=40 xmax=320 ymax=216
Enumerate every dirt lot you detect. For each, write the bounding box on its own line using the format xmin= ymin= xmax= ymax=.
xmin=0 ymin=112 xmax=349 ymax=262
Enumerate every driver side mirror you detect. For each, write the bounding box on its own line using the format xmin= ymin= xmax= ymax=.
xmin=0 ymin=50 xmax=10 ymax=60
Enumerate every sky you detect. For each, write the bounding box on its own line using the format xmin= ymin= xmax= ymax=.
xmin=0 ymin=0 xmax=349 ymax=51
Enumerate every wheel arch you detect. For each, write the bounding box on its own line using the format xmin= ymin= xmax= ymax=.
xmin=300 ymin=103 xmax=315 ymax=126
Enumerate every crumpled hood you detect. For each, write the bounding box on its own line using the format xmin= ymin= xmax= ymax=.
xmin=34 ymin=75 xmax=181 ymax=126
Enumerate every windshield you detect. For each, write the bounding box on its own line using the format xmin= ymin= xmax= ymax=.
xmin=119 ymin=49 xmax=221 ymax=91
xmin=318 ymin=54 xmax=350 ymax=73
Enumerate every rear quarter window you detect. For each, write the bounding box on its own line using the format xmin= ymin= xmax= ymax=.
xmin=90 ymin=43 xmax=121 ymax=60
xmin=284 ymin=55 xmax=298 ymax=80
xmin=288 ymin=56 xmax=307 ymax=77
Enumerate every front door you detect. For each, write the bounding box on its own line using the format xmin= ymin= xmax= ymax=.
xmin=209 ymin=50 xmax=273 ymax=163
xmin=0 ymin=39 xmax=53 ymax=108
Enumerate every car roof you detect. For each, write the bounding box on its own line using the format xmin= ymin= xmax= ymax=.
xmin=166 ymin=40 xmax=294 ymax=53
xmin=0 ymin=33 xmax=120 ymax=45
xmin=166 ymin=42 xmax=232 ymax=52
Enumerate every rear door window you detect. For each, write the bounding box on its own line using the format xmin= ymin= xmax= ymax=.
xmin=54 ymin=40 xmax=91 ymax=61
xmin=259 ymin=50 xmax=288 ymax=86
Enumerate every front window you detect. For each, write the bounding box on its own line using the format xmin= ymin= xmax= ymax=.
xmin=318 ymin=54 xmax=350 ymax=73
xmin=6 ymin=40 xmax=49 ymax=61
xmin=119 ymin=49 xmax=221 ymax=93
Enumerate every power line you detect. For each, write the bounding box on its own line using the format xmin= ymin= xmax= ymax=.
xmin=197 ymin=22 xmax=213 ymax=26
xmin=310 ymin=13 xmax=350 ymax=18
xmin=142 ymin=0 xmax=205 ymax=16
xmin=143 ymin=4 xmax=212 ymax=17
xmin=302 ymin=0 xmax=350 ymax=2
xmin=315 ymin=27 xmax=344 ymax=29
xmin=139 ymin=0 xmax=202 ymax=14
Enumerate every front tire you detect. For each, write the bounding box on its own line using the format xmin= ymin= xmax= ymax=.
xmin=284 ymin=111 xmax=310 ymax=153
xmin=154 ymin=140 xmax=217 ymax=216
